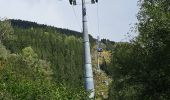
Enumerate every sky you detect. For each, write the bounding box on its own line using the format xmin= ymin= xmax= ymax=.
xmin=0 ymin=0 xmax=139 ymax=42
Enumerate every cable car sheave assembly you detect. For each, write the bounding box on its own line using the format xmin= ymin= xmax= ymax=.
xmin=69 ymin=0 xmax=98 ymax=5
xmin=69 ymin=0 xmax=77 ymax=5
xmin=91 ymin=0 xmax=98 ymax=4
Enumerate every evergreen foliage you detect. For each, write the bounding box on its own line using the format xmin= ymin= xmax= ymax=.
xmin=104 ymin=0 xmax=170 ymax=99
xmin=0 ymin=19 xmax=89 ymax=99
xmin=3 ymin=19 xmax=85 ymax=88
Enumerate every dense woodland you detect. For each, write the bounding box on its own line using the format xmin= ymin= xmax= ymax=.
xmin=0 ymin=0 xmax=170 ymax=100
xmin=0 ymin=19 xmax=90 ymax=99
xmin=103 ymin=0 xmax=170 ymax=99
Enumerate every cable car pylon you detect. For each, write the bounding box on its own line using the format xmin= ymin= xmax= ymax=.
xmin=69 ymin=0 xmax=98 ymax=99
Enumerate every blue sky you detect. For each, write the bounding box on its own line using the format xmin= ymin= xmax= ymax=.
xmin=0 ymin=0 xmax=139 ymax=42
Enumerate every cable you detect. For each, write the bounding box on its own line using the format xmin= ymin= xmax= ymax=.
xmin=96 ymin=2 xmax=100 ymax=39
xmin=71 ymin=5 xmax=82 ymax=32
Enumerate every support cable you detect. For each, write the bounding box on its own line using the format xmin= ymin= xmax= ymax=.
xmin=71 ymin=5 xmax=82 ymax=32
xmin=96 ymin=2 xmax=100 ymax=38
xmin=96 ymin=2 xmax=101 ymax=72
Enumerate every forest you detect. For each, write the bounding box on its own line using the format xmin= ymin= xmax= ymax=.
xmin=0 ymin=19 xmax=89 ymax=99
xmin=104 ymin=0 xmax=170 ymax=99
xmin=0 ymin=0 xmax=170 ymax=100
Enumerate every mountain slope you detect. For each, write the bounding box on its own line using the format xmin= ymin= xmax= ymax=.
xmin=0 ymin=19 xmax=88 ymax=99
xmin=1 ymin=19 xmax=115 ymax=99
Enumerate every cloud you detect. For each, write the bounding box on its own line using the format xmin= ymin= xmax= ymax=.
xmin=0 ymin=0 xmax=139 ymax=42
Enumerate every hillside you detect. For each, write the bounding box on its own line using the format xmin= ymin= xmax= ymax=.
xmin=10 ymin=19 xmax=96 ymax=45
xmin=1 ymin=0 xmax=169 ymax=99
xmin=0 ymin=19 xmax=115 ymax=99
xmin=0 ymin=19 xmax=89 ymax=99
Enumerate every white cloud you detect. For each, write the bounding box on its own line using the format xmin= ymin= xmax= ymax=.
xmin=0 ymin=0 xmax=139 ymax=42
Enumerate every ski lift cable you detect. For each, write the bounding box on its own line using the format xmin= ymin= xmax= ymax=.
xmin=96 ymin=2 xmax=103 ymax=52
xmin=96 ymin=2 xmax=100 ymax=39
xmin=71 ymin=5 xmax=82 ymax=32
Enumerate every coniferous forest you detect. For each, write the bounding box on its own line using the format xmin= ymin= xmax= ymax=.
xmin=0 ymin=19 xmax=89 ymax=99
xmin=0 ymin=0 xmax=170 ymax=100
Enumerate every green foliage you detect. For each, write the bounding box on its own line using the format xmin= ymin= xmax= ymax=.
xmin=3 ymin=20 xmax=85 ymax=88
xmin=0 ymin=43 xmax=9 ymax=60
xmin=0 ymin=19 xmax=89 ymax=99
xmin=0 ymin=45 xmax=87 ymax=99
xmin=101 ymin=39 xmax=115 ymax=51
xmin=0 ymin=19 xmax=13 ymax=41
xmin=22 ymin=46 xmax=38 ymax=65
xmin=105 ymin=0 xmax=170 ymax=100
